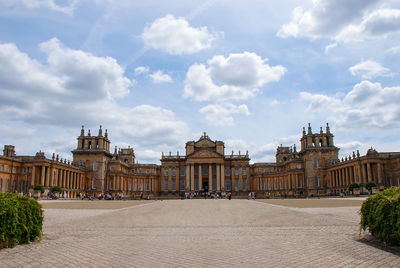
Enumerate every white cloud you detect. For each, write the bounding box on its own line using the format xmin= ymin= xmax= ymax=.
xmin=199 ymin=103 xmax=250 ymax=126
xmin=278 ymin=0 xmax=400 ymax=42
xmin=134 ymin=66 xmax=149 ymax=76
xmin=0 ymin=39 xmax=189 ymax=149
xmin=0 ymin=0 xmax=78 ymax=15
xmin=324 ymin=43 xmax=337 ymax=53
xmin=149 ymin=70 xmax=172 ymax=83
xmin=386 ymin=45 xmax=400 ymax=54
xmin=142 ymin=14 xmax=218 ymax=55
xmin=336 ymin=9 xmax=400 ymax=42
xmin=349 ymin=60 xmax=391 ymax=79
xmin=184 ymin=51 xmax=286 ymax=102
xmin=300 ymin=81 xmax=400 ymax=129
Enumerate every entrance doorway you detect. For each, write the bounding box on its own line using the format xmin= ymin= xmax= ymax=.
xmin=202 ymin=180 xmax=208 ymax=192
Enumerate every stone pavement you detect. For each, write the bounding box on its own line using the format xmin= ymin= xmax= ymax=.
xmin=1 ymin=199 xmax=399 ymax=267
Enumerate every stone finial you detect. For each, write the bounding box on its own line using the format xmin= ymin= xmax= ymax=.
xmin=341 ymin=157 xmax=344 ymax=162
xmin=56 ymin=154 xmax=59 ymax=162
xmin=302 ymin=127 xmax=306 ymax=137
xmin=293 ymin=144 xmax=297 ymax=152
xmin=81 ymin=125 xmax=84 ymax=136
xmin=114 ymin=146 xmax=117 ymax=155
xmin=177 ymin=151 xmax=179 ymax=156
xmin=162 ymin=152 xmax=164 ymax=157
xmin=98 ymin=125 xmax=103 ymax=137
xmin=308 ymin=123 xmax=312 ymax=134
xmin=357 ymin=150 xmax=360 ymax=158
xmin=52 ymin=153 xmax=55 ymax=160
xmin=203 ymin=131 xmax=207 ymax=137
xmin=231 ymin=150 xmax=234 ymax=155
xmin=345 ymin=156 xmax=348 ymax=161
xmin=246 ymin=150 xmax=248 ymax=156
xmin=326 ymin=122 xmax=330 ymax=134
xmin=169 ymin=151 xmax=171 ymax=156
xmin=105 ymin=129 xmax=108 ymax=139
xmin=88 ymin=129 xmax=91 ymax=136
xmin=239 ymin=150 xmax=241 ymax=155
xmin=320 ymin=127 xmax=323 ymax=134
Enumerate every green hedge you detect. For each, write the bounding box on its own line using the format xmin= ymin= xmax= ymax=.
xmin=0 ymin=193 xmax=43 ymax=248
xmin=360 ymin=187 xmax=400 ymax=246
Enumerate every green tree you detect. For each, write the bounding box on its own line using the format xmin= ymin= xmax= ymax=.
xmin=33 ymin=184 xmax=44 ymax=194
xmin=50 ymin=186 xmax=62 ymax=193
xmin=348 ymin=183 xmax=359 ymax=195
xmin=365 ymin=181 xmax=377 ymax=194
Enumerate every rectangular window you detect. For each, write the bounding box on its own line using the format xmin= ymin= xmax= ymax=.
xmin=194 ymin=165 xmax=199 ymax=175
xmin=202 ymin=165 xmax=208 ymax=175
xmin=164 ymin=180 xmax=168 ymax=191
xmin=146 ymin=183 xmax=149 ymax=191
xmin=226 ymin=178 xmax=231 ymax=191
xmin=268 ymin=182 xmax=271 ymax=190
xmin=180 ymin=166 xmax=185 ymax=176
xmin=164 ymin=167 xmax=168 ymax=176
xmin=140 ymin=183 xmax=143 ymax=191
xmin=242 ymin=168 xmax=246 ymax=176
xmin=146 ymin=170 xmax=150 ymax=174
xmin=261 ymin=169 xmax=265 ymax=173
xmin=235 ymin=179 xmax=239 ymax=191
xmin=172 ymin=167 xmax=176 ymax=177
xmin=110 ymin=180 xmax=113 ymax=190
xmin=298 ymin=179 xmax=302 ymax=188
xmin=93 ymin=161 xmax=98 ymax=171
xmin=225 ymin=166 xmax=231 ymax=176
xmin=172 ymin=179 xmax=176 ymax=191
xmin=138 ymin=168 xmax=142 ymax=174
xmin=194 ymin=178 xmax=199 ymax=191
xmin=110 ymin=166 xmax=114 ymax=171
xmin=235 ymin=167 xmax=239 ymax=176
xmin=129 ymin=182 xmax=132 ymax=191
xmin=269 ymin=168 xmax=273 ymax=173
xmin=274 ymin=182 xmax=277 ymax=190
xmin=22 ymin=168 xmax=26 ymax=174
xmin=243 ymin=179 xmax=247 ymax=191
xmin=315 ymin=176 xmax=319 ymax=187
xmin=134 ymin=183 xmax=137 ymax=191
xmin=262 ymin=182 xmax=266 ymax=190
xmin=212 ymin=178 xmax=216 ymax=191
xmin=180 ymin=179 xmax=185 ymax=191
xmin=279 ymin=181 xmax=282 ymax=189
xmin=314 ymin=158 xmax=318 ymax=168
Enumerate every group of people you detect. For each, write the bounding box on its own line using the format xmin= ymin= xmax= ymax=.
xmin=248 ymin=192 xmax=256 ymax=200
xmin=183 ymin=191 xmax=233 ymax=200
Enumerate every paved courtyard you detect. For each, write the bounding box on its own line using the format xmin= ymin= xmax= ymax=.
xmin=1 ymin=198 xmax=399 ymax=267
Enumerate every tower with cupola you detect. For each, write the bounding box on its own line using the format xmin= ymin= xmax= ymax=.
xmin=300 ymin=123 xmax=339 ymax=195
xmin=72 ymin=125 xmax=113 ymax=192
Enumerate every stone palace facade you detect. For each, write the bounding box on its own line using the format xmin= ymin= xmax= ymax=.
xmin=1 ymin=123 xmax=399 ymax=198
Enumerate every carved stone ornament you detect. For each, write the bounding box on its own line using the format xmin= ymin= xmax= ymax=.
xmin=189 ymin=149 xmax=221 ymax=158
xmin=195 ymin=139 xmax=215 ymax=148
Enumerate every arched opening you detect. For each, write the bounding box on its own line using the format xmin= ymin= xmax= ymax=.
xmin=319 ymin=139 xmax=323 ymax=147
xmin=88 ymin=141 xmax=92 ymax=149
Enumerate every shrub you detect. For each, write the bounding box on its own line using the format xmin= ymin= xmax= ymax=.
xmin=0 ymin=193 xmax=43 ymax=248
xmin=365 ymin=181 xmax=377 ymax=192
xmin=33 ymin=184 xmax=45 ymax=194
xmin=51 ymin=186 xmax=62 ymax=193
xmin=349 ymin=183 xmax=360 ymax=194
xmin=360 ymin=187 xmax=400 ymax=246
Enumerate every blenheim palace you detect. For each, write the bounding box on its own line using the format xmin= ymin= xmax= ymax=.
xmin=0 ymin=123 xmax=399 ymax=198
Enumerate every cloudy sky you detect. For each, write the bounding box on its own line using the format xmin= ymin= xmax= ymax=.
xmin=1 ymin=0 xmax=400 ymax=163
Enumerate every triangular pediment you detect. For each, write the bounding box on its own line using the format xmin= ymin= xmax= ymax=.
xmin=188 ymin=149 xmax=222 ymax=159
xmin=195 ymin=138 xmax=215 ymax=148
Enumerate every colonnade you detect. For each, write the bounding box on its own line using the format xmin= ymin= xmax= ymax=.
xmin=329 ymin=161 xmax=382 ymax=188
xmin=257 ymin=173 xmax=303 ymax=192
xmin=107 ymin=175 xmax=155 ymax=193
xmin=30 ymin=165 xmax=85 ymax=191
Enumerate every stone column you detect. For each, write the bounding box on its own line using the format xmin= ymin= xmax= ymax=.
xmin=41 ymin=165 xmax=45 ymax=186
xmin=221 ymin=164 xmax=225 ymax=191
xmin=185 ymin=165 xmax=190 ymax=191
xmin=367 ymin=163 xmax=372 ymax=182
xmin=239 ymin=167 xmax=243 ymax=191
xmin=199 ymin=164 xmax=202 ymax=191
xmin=208 ymin=164 xmax=212 ymax=192
xmin=377 ymin=162 xmax=382 ymax=185
xmin=216 ymin=164 xmax=221 ymax=191
xmin=190 ymin=164 xmax=194 ymax=191
xmin=361 ymin=163 xmax=366 ymax=184
xmin=168 ymin=167 xmax=172 ymax=191
xmin=30 ymin=165 xmax=36 ymax=186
